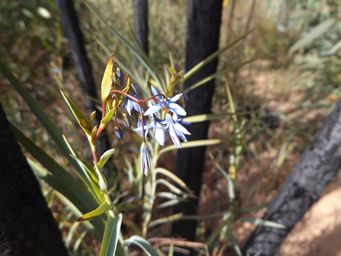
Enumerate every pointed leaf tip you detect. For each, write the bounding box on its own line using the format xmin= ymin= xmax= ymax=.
xmin=101 ymin=53 xmax=115 ymax=101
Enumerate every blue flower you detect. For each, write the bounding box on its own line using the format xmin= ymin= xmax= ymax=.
xmin=143 ymin=88 xmax=187 ymax=117
xmin=123 ymin=84 xmax=140 ymax=115
xmin=150 ymin=118 xmax=166 ymax=146
xmin=143 ymin=104 xmax=163 ymax=116
xmin=125 ymin=99 xmax=140 ymax=115
xmin=163 ymin=113 xmax=190 ymax=148
xmin=166 ymin=93 xmax=187 ymax=116
xmin=134 ymin=118 xmax=166 ymax=146
xmin=134 ymin=87 xmax=190 ymax=148
xmin=140 ymin=142 xmax=151 ymax=175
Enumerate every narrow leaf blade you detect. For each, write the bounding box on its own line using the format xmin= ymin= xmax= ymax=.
xmin=97 ymin=148 xmax=116 ymax=170
xmin=289 ymin=18 xmax=336 ymax=54
xmin=125 ymin=236 xmax=159 ymax=256
xmin=159 ymin=139 xmax=221 ymax=156
xmin=99 ymin=213 xmax=123 ymax=256
xmin=79 ymin=201 xmax=111 ymax=221
xmin=61 ymin=91 xmax=91 ymax=134
xmin=0 ymin=62 xmax=86 ymax=178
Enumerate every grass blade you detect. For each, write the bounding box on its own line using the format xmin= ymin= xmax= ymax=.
xmin=240 ymin=217 xmax=286 ymax=229
xmin=182 ymin=28 xmax=256 ymax=82
xmin=158 ymin=139 xmax=221 ymax=156
xmin=289 ymin=18 xmax=336 ymax=55
xmin=183 ymin=58 xmax=256 ymax=93
xmin=155 ymin=167 xmax=191 ymax=193
xmin=84 ymin=2 xmax=162 ymax=88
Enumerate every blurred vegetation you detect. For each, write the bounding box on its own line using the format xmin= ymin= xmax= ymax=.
xmin=0 ymin=0 xmax=340 ymax=255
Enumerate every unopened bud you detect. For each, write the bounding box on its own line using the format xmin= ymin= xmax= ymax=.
xmin=114 ymin=127 xmax=123 ymax=140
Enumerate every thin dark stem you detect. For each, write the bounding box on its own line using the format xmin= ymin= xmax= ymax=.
xmin=138 ymin=94 xmax=165 ymax=104
xmin=111 ymin=89 xmax=139 ymax=102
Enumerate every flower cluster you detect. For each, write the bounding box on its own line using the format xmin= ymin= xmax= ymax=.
xmin=108 ymin=68 xmax=190 ymax=176
xmin=133 ymin=88 xmax=190 ymax=147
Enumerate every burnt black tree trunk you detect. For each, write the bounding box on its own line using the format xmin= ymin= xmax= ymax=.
xmin=133 ymin=0 xmax=149 ymax=55
xmin=56 ymin=0 xmax=111 ymax=158
xmin=0 ymin=104 xmax=68 ymax=256
xmin=243 ymin=100 xmax=341 ymax=256
xmin=172 ymin=0 xmax=223 ymax=241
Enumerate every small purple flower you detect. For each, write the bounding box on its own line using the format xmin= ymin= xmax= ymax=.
xmin=140 ymin=142 xmax=151 ymax=176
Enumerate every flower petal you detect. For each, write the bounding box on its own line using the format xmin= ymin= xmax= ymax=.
xmin=131 ymin=84 xmax=138 ymax=96
xmin=174 ymin=122 xmax=191 ymax=135
xmin=125 ymin=100 xmax=133 ymax=115
xmin=172 ymin=112 xmax=179 ymax=121
xmin=132 ymin=101 xmax=140 ymax=113
xmin=140 ymin=143 xmax=151 ymax=176
xmin=168 ymin=103 xmax=187 ymax=116
xmin=175 ymin=130 xmax=187 ymax=143
xmin=168 ymin=124 xmax=181 ymax=148
xmin=154 ymin=127 xmax=166 ymax=146
xmin=144 ymin=104 xmax=162 ymax=116
xmin=170 ymin=93 xmax=183 ymax=102
xmin=151 ymin=86 xmax=159 ymax=96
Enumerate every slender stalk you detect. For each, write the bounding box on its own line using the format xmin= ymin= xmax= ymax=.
xmin=138 ymin=104 xmax=146 ymax=141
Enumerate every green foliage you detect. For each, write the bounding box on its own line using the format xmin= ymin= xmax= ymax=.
xmin=255 ymin=21 xmax=297 ymax=66
xmin=289 ymin=18 xmax=337 ymax=55
xmin=125 ymin=236 xmax=160 ymax=256
xmin=99 ymin=213 xmax=123 ymax=256
xmin=2 ymin=0 xmax=331 ymax=255
xmin=287 ymin=0 xmax=340 ymax=109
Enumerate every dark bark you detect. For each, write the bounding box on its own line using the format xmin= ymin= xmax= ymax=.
xmin=0 ymin=104 xmax=68 ymax=256
xmin=133 ymin=0 xmax=149 ymax=55
xmin=56 ymin=0 xmax=111 ymax=158
xmin=172 ymin=0 xmax=223 ymax=241
xmin=243 ymin=100 xmax=341 ymax=256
